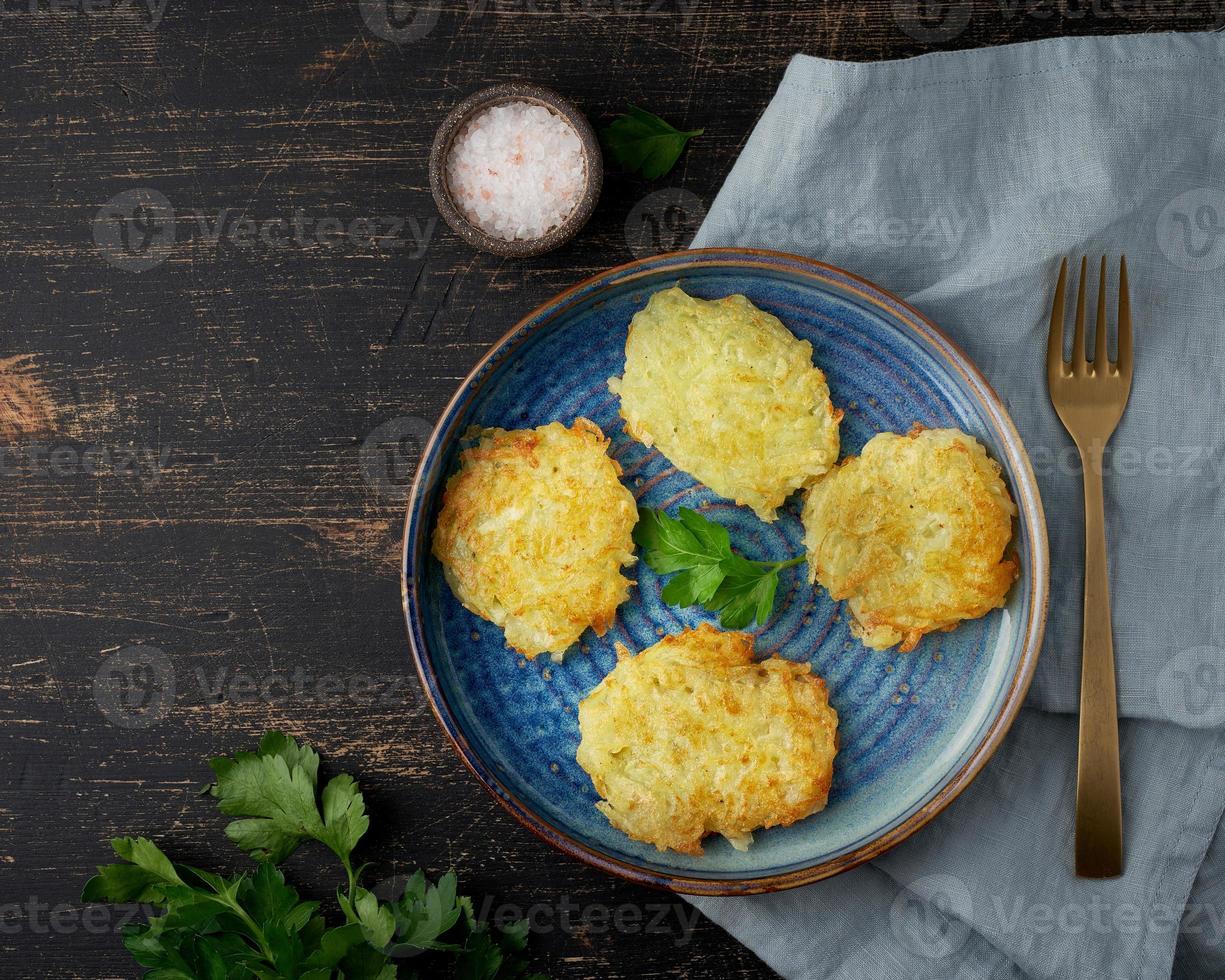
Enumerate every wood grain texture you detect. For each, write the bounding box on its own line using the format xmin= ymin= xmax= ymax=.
xmin=1 ymin=1 xmax=1220 ymax=976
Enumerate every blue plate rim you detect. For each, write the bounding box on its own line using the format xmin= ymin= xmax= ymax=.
xmin=401 ymin=247 xmax=1050 ymax=896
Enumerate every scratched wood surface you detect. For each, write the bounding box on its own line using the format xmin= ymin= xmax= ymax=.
xmin=1 ymin=2 xmax=1220 ymax=977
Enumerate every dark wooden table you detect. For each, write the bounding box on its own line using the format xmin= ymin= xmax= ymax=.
xmin=1 ymin=2 xmax=1219 ymax=977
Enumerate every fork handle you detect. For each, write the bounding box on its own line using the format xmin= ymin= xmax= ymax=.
xmin=1075 ymin=443 xmax=1124 ymax=878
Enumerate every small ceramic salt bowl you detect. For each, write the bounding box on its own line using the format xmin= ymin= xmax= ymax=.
xmin=429 ymin=82 xmax=603 ymax=258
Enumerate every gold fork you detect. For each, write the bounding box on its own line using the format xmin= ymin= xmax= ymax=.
xmin=1047 ymin=256 xmax=1133 ymax=878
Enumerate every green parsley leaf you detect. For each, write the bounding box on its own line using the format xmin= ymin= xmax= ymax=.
xmin=634 ymin=506 xmax=804 ymax=629
xmin=634 ymin=506 xmax=717 ymax=574
xmin=83 ymin=836 xmax=183 ymax=904
xmin=677 ymin=506 xmax=731 ymax=554
xmin=349 ymin=885 xmax=396 ymax=949
xmin=660 ymin=561 xmax=724 ymax=607
xmin=600 ymin=105 xmax=703 ymax=179
xmin=710 ymin=559 xmax=780 ymax=630
xmin=206 ymin=730 xmax=369 ymax=873
xmin=389 ymin=869 xmax=464 ymax=954
xmin=301 ymin=921 xmax=370 ymax=972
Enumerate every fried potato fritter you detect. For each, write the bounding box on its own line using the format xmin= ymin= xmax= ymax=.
xmin=609 ymin=287 xmax=841 ymax=522
xmin=432 ymin=419 xmax=637 ymax=659
xmin=802 ymin=426 xmax=1018 ymax=652
xmin=576 ymin=625 xmax=839 ymax=855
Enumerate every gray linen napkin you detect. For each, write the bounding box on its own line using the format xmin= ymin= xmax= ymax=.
xmin=688 ymin=32 xmax=1225 ymax=980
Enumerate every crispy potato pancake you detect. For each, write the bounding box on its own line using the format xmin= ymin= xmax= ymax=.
xmin=432 ymin=419 xmax=637 ymax=659
xmin=802 ymin=426 xmax=1018 ymax=652
xmin=608 ymin=287 xmax=841 ymax=522
xmin=576 ymin=625 xmax=838 ymax=855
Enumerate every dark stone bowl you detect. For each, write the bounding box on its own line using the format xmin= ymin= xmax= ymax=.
xmin=428 ymin=82 xmax=603 ymax=258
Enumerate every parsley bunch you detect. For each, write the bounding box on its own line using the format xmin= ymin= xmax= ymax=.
xmin=634 ymin=507 xmax=805 ymax=629
xmin=83 ymin=732 xmax=547 ymax=980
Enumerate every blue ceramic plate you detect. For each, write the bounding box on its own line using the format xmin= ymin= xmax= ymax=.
xmin=402 ymin=249 xmax=1048 ymax=895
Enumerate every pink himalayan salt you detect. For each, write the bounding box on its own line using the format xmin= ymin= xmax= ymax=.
xmin=446 ymin=101 xmax=585 ymax=242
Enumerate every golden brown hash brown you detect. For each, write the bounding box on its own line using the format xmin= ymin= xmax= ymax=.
xmin=431 ymin=418 xmax=637 ymax=659
xmin=802 ymin=426 xmax=1018 ymax=653
xmin=608 ymin=287 xmax=841 ymax=522
xmin=576 ymin=624 xmax=839 ymax=855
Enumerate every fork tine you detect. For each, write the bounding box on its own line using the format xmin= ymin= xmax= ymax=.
xmin=1116 ymin=256 xmax=1131 ymax=377
xmin=1072 ymin=256 xmax=1088 ymax=375
xmin=1047 ymin=257 xmax=1068 ymax=379
xmin=1094 ymin=256 xmax=1109 ymax=371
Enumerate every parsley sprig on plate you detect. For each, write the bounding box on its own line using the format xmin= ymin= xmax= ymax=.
xmin=83 ymin=731 xmax=547 ymax=980
xmin=634 ymin=507 xmax=805 ymax=630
